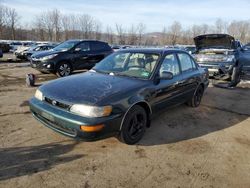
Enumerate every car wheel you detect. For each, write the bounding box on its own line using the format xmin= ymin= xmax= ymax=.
xmin=56 ymin=62 xmax=72 ymax=77
xmin=187 ymin=85 xmax=204 ymax=107
xmin=119 ymin=105 xmax=147 ymax=145
xmin=228 ymin=67 xmax=241 ymax=87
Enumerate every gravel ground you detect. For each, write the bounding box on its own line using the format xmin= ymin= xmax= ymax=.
xmin=0 ymin=63 xmax=249 ymax=188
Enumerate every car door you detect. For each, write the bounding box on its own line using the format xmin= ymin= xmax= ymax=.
xmin=151 ymin=53 xmax=184 ymax=110
xmin=73 ymin=42 xmax=93 ymax=70
xmin=239 ymin=48 xmax=250 ymax=78
xmin=177 ymin=52 xmax=199 ymax=100
xmin=89 ymin=42 xmax=111 ymax=67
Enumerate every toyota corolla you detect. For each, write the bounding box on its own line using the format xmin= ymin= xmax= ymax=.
xmin=29 ymin=49 xmax=209 ymax=144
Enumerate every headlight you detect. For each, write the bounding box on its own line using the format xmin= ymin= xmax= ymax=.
xmin=34 ymin=89 xmax=43 ymax=101
xmin=40 ymin=54 xmax=58 ymax=61
xmin=225 ymin=55 xmax=235 ymax=62
xmin=70 ymin=104 xmax=112 ymax=118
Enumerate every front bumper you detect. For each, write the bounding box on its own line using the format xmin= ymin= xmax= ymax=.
xmin=198 ymin=61 xmax=234 ymax=76
xmin=29 ymin=97 xmax=123 ymax=141
xmin=15 ymin=52 xmax=26 ymax=59
xmin=30 ymin=60 xmax=55 ymax=73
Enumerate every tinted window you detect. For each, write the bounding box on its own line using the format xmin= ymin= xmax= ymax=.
xmin=160 ymin=54 xmax=180 ymax=76
xmin=92 ymin=42 xmax=110 ymax=51
xmin=177 ymin=53 xmax=193 ymax=72
xmin=54 ymin=41 xmax=79 ymax=51
xmin=76 ymin=42 xmax=90 ymax=52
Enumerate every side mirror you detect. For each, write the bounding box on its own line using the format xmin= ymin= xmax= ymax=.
xmin=159 ymin=71 xmax=173 ymax=80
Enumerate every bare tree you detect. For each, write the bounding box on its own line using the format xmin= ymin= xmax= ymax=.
xmin=137 ymin=23 xmax=146 ymax=45
xmin=0 ymin=4 xmax=7 ymax=38
xmin=115 ymin=24 xmax=126 ymax=45
xmin=230 ymin=21 xmax=250 ymax=42
xmin=50 ymin=9 xmax=61 ymax=41
xmin=6 ymin=7 xmax=19 ymax=40
xmin=105 ymin=25 xmax=114 ymax=44
xmin=160 ymin=26 xmax=169 ymax=45
xmin=128 ymin=24 xmax=137 ymax=45
xmin=93 ymin=20 xmax=102 ymax=40
xmin=169 ymin=21 xmax=182 ymax=45
xmin=61 ymin=15 xmax=70 ymax=40
xmin=34 ymin=15 xmax=46 ymax=41
xmin=215 ymin=18 xmax=227 ymax=33
xmin=78 ymin=14 xmax=94 ymax=39
xmin=201 ymin=24 xmax=209 ymax=34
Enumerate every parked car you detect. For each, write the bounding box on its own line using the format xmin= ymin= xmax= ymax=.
xmin=30 ymin=40 xmax=113 ymax=77
xmin=9 ymin=42 xmax=22 ymax=52
xmin=193 ymin=34 xmax=250 ymax=86
xmin=14 ymin=46 xmax=33 ymax=59
xmin=112 ymin=45 xmax=132 ymax=52
xmin=239 ymin=43 xmax=250 ymax=79
xmin=24 ymin=44 xmax=55 ymax=60
xmin=0 ymin=43 xmax=11 ymax=53
xmin=0 ymin=49 xmax=3 ymax=58
xmin=184 ymin=46 xmax=196 ymax=54
xmin=29 ymin=48 xmax=209 ymax=144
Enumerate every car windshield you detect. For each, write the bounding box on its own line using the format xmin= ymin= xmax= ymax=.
xmin=53 ymin=41 xmax=78 ymax=52
xmin=93 ymin=52 xmax=160 ymax=79
xmin=29 ymin=45 xmax=39 ymax=51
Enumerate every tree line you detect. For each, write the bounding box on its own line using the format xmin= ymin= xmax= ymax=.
xmin=1 ymin=4 xmax=250 ymax=45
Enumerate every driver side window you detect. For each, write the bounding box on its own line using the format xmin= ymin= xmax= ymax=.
xmin=160 ymin=54 xmax=180 ymax=76
xmin=76 ymin=42 xmax=90 ymax=52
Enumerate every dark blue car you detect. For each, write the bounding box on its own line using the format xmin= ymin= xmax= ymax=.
xmin=29 ymin=48 xmax=209 ymax=144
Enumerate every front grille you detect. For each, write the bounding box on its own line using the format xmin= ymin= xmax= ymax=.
xmin=44 ymin=97 xmax=71 ymax=110
xmin=196 ymin=54 xmax=227 ymax=62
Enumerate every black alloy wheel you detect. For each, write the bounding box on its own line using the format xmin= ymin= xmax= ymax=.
xmin=119 ymin=105 xmax=147 ymax=145
xmin=56 ymin=62 xmax=72 ymax=77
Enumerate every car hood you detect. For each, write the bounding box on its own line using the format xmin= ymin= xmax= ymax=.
xmin=32 ymin=49 xmax=63 ymax=58
xmin=194 ymin=34 xmax=236 ymax=50
xmin=39 ymin=71 xmax=147 ymax=106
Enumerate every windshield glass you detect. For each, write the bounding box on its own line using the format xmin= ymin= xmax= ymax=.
xmin=93 ymin=52 xmax=160 ymax=79
xmin=53 ymin=41 xmax=78 ymax=52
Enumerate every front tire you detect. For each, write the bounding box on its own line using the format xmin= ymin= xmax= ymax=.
xmin=228 ymin=67 xmax=241 ymax=87
xmin=119 ymin=105 xmax=147 ymax=145
xmin=187 ymin=85 xmax=204 ymax=107
xmin=56 ymin=62 xmax=72 ymax=77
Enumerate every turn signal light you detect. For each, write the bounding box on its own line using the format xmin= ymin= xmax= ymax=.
xmin=80 ymin=124 xmax=104 ymax=132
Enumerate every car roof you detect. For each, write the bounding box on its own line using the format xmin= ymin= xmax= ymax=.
xmin=36 ymin=44 xmax=54 ymax=47
xmin=117 ymin=48 xmax=188 ymax=55
xmin=66 ymin=39 xmax=107 ymax=43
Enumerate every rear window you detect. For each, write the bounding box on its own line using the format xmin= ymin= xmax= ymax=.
xmin=177 ymin=53 xmax=193 ymax=72
xmin=91 ymin=42 xmax=111 ymax=51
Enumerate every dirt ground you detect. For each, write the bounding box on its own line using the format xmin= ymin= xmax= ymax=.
xmin=0 ymin=62 xmax=250 ymax=188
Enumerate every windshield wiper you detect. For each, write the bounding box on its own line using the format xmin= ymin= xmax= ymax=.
xmin=92 ymin=69 xmax=111 ymax=75
xmin=113 ymin=72 xmax=139 ymax=79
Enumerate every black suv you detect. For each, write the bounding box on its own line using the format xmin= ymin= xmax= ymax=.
xmin=30 ymin=40 xmax=113 ymax=77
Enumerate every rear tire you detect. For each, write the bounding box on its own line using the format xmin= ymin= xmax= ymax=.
xmin=56 ymin=62 xmax=72 ymax=77
xmin=119 ymin=105 xmax=147 ymax=145
xmin=187 ymin=85 xmax=204 ymax=107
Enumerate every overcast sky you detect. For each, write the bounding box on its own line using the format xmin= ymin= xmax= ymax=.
xmin=2 ymin=0 xmax=250 ymax=32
